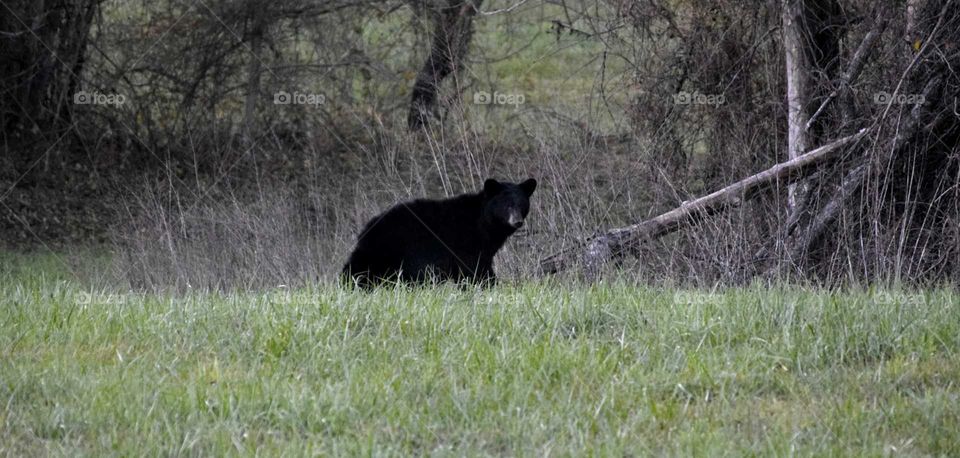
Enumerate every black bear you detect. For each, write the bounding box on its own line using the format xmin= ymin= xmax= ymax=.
xmin=342 ymin=178 xmax=537 ymax=288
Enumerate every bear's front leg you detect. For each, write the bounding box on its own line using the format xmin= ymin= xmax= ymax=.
xmin=474 ymin=262 xmax=497 ymax=287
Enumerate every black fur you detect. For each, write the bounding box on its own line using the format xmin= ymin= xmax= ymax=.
xmin=342 ymin=178 xmax=537 ymax=288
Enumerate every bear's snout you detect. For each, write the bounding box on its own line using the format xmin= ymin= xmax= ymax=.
xmin=508 ymin=211 xmax=524 ymax=229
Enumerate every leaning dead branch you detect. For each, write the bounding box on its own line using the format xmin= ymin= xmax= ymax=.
xmin=540 ymin=128 xmax=870 ymax=279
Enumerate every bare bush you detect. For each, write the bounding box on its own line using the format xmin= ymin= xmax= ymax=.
xmin=5 ymin=0 xmax=958 ymax=289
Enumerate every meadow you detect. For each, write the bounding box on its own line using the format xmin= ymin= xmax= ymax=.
xmin=2 ymin=254 xmax=958 ymax=456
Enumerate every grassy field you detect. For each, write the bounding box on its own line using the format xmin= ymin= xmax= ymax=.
xmin=1 ymin=254 xmax=959 ymax=456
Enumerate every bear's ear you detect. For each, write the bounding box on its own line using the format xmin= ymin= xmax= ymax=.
xmin=483 ymin=178 xmax=503 ymax=196
xmin=519 ymin=178 xmax=537 ymax=196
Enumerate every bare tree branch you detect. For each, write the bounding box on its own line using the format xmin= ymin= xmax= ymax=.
xmin=540 ymin=129 xmax=870 ymax=278
xmin=805 ymin=14 xmax=888 ymax=132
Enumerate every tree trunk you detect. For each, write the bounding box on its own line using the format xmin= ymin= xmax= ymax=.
xmin=243 ymin=16 xmax=265 ymax=146
xmin=781 ymin=0 xmax=846 ymax=232
xmin=778 ymin=12 xmax=888 ymax=268
xmin=806 ymin=13 xmax=888 ymax=131
xmin=0 ymin=0 xmax=100 ymax=162
xmin=781 ymin=0 xmax=959 ymax=277
xmin=782 ymin=0 xmax=812 ymax=222
xmin=0 ymin=0 xmax=100 ymax=194
xmin=407 ymin=0 xmax=482 ymax=130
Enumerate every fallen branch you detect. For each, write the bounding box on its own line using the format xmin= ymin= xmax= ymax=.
xmin=540 ymin=128 xmax=870 ymax=278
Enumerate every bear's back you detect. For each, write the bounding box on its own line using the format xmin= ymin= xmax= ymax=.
xmin=358 ymin=195 xmax=479 ymax=246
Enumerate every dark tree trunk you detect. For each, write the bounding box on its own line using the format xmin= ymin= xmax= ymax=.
xmin=783 ymin=0 xmax=845 ymax=230
xmin=0 ymin=0 xmax=100 ymax=166
xmin=778 ymin=10 xmax=888 ymax=271
xmin=407 ymin=0 xmax=482 ymax=130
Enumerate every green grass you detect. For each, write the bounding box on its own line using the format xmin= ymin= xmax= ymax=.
xmin=1 ymin=255 xmax=959 ymax=455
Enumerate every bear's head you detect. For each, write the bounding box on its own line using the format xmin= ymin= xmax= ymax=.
xmin=481 ymin=178 xmax=537 ymax=233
